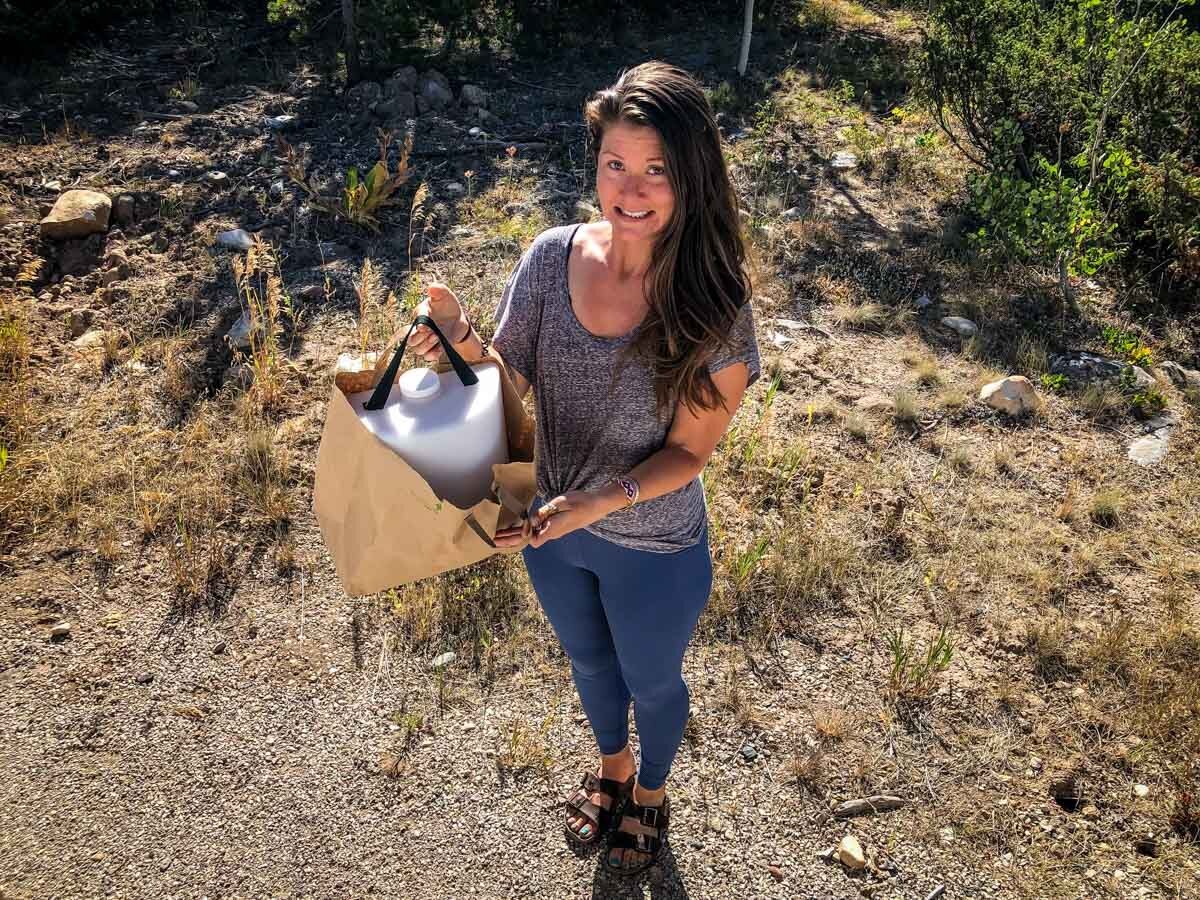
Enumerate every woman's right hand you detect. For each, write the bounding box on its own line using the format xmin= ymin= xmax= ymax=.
xmin=408 ymin=281 xmax=468 ymax=362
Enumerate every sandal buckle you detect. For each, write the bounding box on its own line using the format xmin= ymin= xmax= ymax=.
xmin=639 ymin=806 xmax=659 ymax=828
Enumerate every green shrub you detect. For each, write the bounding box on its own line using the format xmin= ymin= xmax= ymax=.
xmin=920 ymin=0 xmax=1200 ymax=299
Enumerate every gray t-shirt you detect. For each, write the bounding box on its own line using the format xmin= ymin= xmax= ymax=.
xmin=492 ymin=223 xmax=761 ymax=553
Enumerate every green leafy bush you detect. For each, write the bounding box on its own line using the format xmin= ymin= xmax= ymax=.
xmin=920 ymin=0 xmax=1200 ymax=299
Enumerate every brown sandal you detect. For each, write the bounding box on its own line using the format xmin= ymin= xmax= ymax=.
xmin=564 ymin=770 xmax=634 ymax=845
xmin=605 ymin=793 xmax=670 ymax=876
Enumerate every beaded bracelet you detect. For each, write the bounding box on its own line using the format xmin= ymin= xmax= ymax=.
xmin=617 ymin=475 xmax=640 ymax=508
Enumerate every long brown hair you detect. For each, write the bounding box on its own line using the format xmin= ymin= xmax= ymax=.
xmin=585 ymin=61 xmax=751 ymax=415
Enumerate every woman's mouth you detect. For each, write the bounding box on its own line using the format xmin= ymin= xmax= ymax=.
xmin=615 ymin=206 xmax=653 ymax=221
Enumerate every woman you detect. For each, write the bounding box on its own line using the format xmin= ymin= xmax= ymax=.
xmin=406 ymin=61 xmax=760 ymax=876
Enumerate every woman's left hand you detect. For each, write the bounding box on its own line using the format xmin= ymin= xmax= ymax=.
xmin=526 ymin=491 xmax=611 ymax=548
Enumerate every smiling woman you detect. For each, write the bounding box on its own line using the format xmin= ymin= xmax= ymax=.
xmin=404 ymin=61 xmax=760 ymax=878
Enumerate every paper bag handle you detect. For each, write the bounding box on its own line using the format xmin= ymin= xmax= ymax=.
xmin=364 ymin=314 xmax=479 ymax=411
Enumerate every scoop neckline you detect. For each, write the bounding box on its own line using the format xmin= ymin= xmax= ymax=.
xmin=562 ymin=222 xmax=644 ymax=345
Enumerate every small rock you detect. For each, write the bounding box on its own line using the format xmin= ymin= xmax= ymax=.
xmin=831 ymin=151 xmax=858 ymax=170
xmin=65 ymin=308 xmax=94 ymax=338
xmin=941 ymin=315 xmax=978 ymax=338
xmin=781 ymin=206 xmax=803 ymax=220
xmin=298 ymin=284 xmax=325 ymax=300
xmin=176 ymin=100 xmax=198 ymax=113
xmin=459 ymin=84 xmax=488 ymax=108
xmin=431 ymin=651 xmax=457 ymax=669
xmin=979 ymin=375 xmax=1041 ymax=416
xmin=39 ymin=189 xmax=112 ymax=239
xmin=837 ymin=834 xmax=867 ymax=870
xmin=263 ymin=114 xmax=297 ymax=131
xmin=73 ymin=329 xmax=108 ymax=350
xmin=49 ymin=621 xmax=71 ymax=640
xmin=101 ymin=269 xmax=123 ymax=287
xmin=1081 ymin=804 xmax=1100 ymax=820
xmin=215 ymin=229 xmax=254 ymax=251
xmin=914 ymin=293 xmax=932 ymax=310
xmin=224 ymin=312 xmax=254 ymax=353
xmin=205 ymin=171 xmax=230 ymax=187
xmin=42 ymin=179 xmax=63 ymax=192
xmin=1128 ymin=433 xmax=1171 ymax=467
xmin=269 ymin=180 xmax=286 ymax=199
xmin=135 ymin=672 xmax=154 ymax=684
xmin=1133 ymin=784 xmax=1150 ymax=799
xmin=740 ymin=743 xmax=758 ymax=761
xmin=468 ymin=126 xmax=484 ymax=138
xmin=855 ymin=394 xmax=894 ymax=413
xmin=212 ymin=641 xmax=227 ymax=655
xmin=444 ymin=182 xmax=466 ymax=198
xmin=767 ymin=864 xmax=784 ymax=882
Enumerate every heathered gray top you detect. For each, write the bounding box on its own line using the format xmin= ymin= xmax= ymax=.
xmin=492 ymin=223 xmax=761 ymax=553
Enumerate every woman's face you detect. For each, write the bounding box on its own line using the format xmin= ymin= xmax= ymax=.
xmin=596 ymin=120 xmax=675 ymax=241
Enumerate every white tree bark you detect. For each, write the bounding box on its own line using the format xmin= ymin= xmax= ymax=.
xmin=738 ymin=0 xmax=755 ymax=76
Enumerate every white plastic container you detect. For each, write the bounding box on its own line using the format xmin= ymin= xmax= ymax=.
xmin=348 ymin=364 xmax=508 ymax=509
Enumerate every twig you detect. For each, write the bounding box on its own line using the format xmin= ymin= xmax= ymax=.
xmin=1087 ymin=1 xmax=1183 ymax=187
xmin=507 ymin=77 xmax=569 ymax=95
xmin=830 ymin=795 xmax=911 ymax=818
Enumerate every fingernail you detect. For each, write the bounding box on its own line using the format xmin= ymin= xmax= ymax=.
xmin=580 ymin=826 xmax=590 ymax=836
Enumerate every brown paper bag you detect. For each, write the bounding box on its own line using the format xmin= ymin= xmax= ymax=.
xmin=312 ymin=316 xmax=536 ymax=596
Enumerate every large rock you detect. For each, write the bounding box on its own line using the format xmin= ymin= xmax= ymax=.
xmin=419 ymin=70 xmax=454 ymax=111
xmin=1050 ymin=351 xmax=1152 ymax=388
xmin=347 ymin=80 xmax=382 ymax=107
xmin=1157 ymin=361 xmax=1200 ymax=390
xmin=40 ymin=190 xmax=111 ymax=239
xmin=376 ymin=92 xmax=416 ymax=121
xmin=387 ymin=66 xmax=418 ymax=93
xmin=459 ymin=84 xmax=488 ymax=108
xmin=980 ymin=375 xmax=1041 ymax=416
xmin=941 ymin=315 xmax=978 ymax=338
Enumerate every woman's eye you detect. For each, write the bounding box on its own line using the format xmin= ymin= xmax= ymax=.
xmin=648 ymin=165 xmax=666 ymax=176
xmin=607 ymin=160 xmax=624 ymax=171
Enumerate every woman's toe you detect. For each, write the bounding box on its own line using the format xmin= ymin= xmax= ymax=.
xmin=608 ymin=849 xmax=623 ymax=868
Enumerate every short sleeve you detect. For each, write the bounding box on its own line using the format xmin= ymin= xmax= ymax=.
xmin=491 ymin=244 xmax=541 ymax=386
xmin=707 ymin=301 xmax=761 ymax=389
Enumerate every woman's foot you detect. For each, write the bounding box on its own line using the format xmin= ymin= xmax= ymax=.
xmin=565 ymin=745 xmax=637 ymax=841
xmin=606 ymin=782 xmax=668 ymax=873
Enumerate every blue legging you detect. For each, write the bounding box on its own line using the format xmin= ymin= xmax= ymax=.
xmin=521 ymin=516 xmax=713 ymax=791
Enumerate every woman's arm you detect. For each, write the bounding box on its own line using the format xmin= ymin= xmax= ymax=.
xmin=408 ymin=283 xmax=532 ymax=400
xmin=509 ymin=362 xmax=751 ymax=548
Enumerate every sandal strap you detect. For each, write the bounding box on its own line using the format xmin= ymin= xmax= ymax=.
xmin=583 ymin=770 xmax=632 ymax=799
xmin=610 ymin=795 xmax=670 ymax=855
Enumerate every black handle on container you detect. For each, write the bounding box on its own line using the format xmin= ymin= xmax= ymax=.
xmin=364 ymin=314 xmax=479 ymax=411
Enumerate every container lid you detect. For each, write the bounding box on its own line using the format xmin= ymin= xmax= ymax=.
xmin=398 ymin=367 xmax=441 ymax=400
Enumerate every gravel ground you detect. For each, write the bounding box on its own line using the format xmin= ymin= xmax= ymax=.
xmin=0 ymin=519 xmax=1012 ymax=900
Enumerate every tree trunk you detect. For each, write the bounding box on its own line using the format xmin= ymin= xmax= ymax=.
xmin=342 ymin=0 xmax=359 ymax=84
xmin=738 ymin=0 xmax=755 ymax=76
